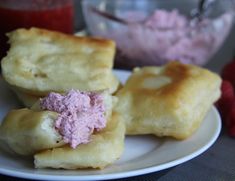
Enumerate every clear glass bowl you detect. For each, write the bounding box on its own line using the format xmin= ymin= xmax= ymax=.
xmin=82 ymin=0 xmax=234 ymax=69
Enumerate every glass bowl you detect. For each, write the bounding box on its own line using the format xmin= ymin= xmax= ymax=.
xmin=82 ymin=0 xmax=234 ymax=69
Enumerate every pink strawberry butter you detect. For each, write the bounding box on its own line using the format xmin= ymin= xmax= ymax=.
xmin=40 ymin=90 xmax=106 ymax=149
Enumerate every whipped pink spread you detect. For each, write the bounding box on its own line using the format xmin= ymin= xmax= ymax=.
xmin=40 ymin=90 xmax=106 ymax=149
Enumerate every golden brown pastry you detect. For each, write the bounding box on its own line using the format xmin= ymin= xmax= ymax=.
xmin=1 ymin=28 xmax=120 ymax=102
xmin=34 ymin=112 xmax=125 ymax=169
xmin=0 ymin=91 xmax=115 ymax=156
xmin=115 ymin=61 xmax=221 ymax=139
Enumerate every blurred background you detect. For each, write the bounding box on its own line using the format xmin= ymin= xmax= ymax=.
xmin=0 ymin=0 xmax=234 ymax=72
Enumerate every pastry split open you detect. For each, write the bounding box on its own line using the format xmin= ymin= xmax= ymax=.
xmin=0 ymin=90 xmax=125 ymax=169
xmin=34 ymin=112 xmax=125 ymax=169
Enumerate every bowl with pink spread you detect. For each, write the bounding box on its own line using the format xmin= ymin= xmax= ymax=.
xmin=82 ymin=0 xmax=234 ymax=69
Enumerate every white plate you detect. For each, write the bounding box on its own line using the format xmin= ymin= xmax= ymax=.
xmin=0 ymin=70 xmax=221 ymax=181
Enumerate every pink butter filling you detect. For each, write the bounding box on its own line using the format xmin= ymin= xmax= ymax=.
xmin=40 ymin=90 xmax=106 ymax=149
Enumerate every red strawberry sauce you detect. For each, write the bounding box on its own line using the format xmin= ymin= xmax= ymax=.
xmin=0 ymin=0 xmax=74 ymax=60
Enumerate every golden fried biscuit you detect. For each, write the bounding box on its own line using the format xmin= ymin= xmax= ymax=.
xmin=1 ymin=28 xmax=119 ymax=98
xmin=0 ymin=91 xmax=115 ymax=156
xmin=34 ymin=112 xmax=125 ymax=169
xmin=115 ymin=62 xmax=221 ymax=139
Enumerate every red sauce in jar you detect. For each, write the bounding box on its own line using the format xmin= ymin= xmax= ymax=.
xmin=0 ymin=0 xmax=74 ymax=59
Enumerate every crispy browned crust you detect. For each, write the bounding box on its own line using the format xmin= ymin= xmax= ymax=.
xmin=7 ymin=27 xmax=115 ymax=52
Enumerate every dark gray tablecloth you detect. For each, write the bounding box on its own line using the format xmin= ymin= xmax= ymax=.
xmin=159 ymin=131 xmax=235 ymax=181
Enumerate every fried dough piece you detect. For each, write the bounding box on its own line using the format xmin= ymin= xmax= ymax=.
xmin=34 ymin=112 xmax=125 ymax=169
xmin=1 ymin=28 xmax=119 ymax=96
xmin=0 ymin=109 xmax=64 ymax=155
xmin=0 ymin=91 xmax=115 ymax=156
xmin=115 ymin=62 xmax=221 ymax=139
